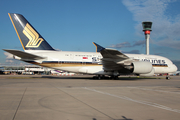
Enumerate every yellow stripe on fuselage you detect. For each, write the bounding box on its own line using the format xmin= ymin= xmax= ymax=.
xmin=152 ymin=65 xmax=168 ymax=67
xmin=28 ymin=61 xmax=102 ymax=68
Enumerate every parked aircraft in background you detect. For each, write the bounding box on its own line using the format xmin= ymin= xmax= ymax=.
xmin=3 ymin=13 xmax=177 ymax=79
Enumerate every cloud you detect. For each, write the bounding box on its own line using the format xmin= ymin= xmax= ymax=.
xmin=122 ymin=0 xmax=180 ymax=49
xmin=6 ymin=60 xmax=13 ymax=63
xmin=123 ymin=50 xmax=140 ymax=54
xmin=4 ymin=52 xmax=16 ymax=64
xmin=133 ymin=40 xmax=145 ymax=46
xmin=122 ymin=0 xmax=170 ymax=22
xmin=109 ymin=40 xmax=145 ymax=49
xmin=108 ymin=42 xmax=131 ymax=49
xmin=4 ymin=52 xmax=13 ymax=59
xmin=155 ymin=38 xmax=180 ymax=49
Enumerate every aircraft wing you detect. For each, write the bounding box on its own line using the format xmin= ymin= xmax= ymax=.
xmin=3 ymin=49 xmax=45 ymax=60
xmin=93 ymin=42 xmax=131 ymax=71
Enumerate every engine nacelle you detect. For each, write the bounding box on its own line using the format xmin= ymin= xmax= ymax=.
xmin=131 ymin=61 xmax=153 ymax=74
xmin=139 ymin=68 xmax=155 ymax=76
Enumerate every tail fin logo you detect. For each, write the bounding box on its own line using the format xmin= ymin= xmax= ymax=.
xmin=23 ymin=23 xmax=44 ymax=48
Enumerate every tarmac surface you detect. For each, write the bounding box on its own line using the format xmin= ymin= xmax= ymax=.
xmin=0 ymin=75 xmax=180 ymax=120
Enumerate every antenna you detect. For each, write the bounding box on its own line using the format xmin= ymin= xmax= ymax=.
xmin=142 ymin=21 xmax=152 ymax=55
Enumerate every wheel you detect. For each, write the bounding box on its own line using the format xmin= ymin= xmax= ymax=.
xmin=110 ymin=75 xmax=119 ymax=80
xmin=114 ymin=76 xmax=119 ymax=80
xmin=166 ymin=76 xmax=170 ymax=80
xmin=98 ymin=75 xmax=101 ymax=80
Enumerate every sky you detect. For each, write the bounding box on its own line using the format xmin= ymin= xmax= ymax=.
xmin=1 ymin=0 xmax=180 ymax=69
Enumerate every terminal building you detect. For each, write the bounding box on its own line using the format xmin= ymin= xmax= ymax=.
xmin=0 ymin=65 xmax=51 ymax=75
xmin=0 ymin=65 xmax=75 ymax=76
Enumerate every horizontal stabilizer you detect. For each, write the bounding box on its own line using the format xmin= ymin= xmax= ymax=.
xmin=3 ymin=49 xmax=45 ymax=60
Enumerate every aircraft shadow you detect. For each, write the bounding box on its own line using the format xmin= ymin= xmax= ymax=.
xmin=37 ymin=75 xmax=161 ymax=81
xmin=92 ymin=116 xmax=135 ymax=120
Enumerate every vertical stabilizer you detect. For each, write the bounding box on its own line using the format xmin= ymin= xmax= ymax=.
xmin=8 ymin=13 xmax=54 ymax=50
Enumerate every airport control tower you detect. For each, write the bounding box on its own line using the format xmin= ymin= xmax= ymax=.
xmin=142 ymin=21 xmax=152 ymax=55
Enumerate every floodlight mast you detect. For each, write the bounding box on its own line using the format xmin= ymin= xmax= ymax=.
xmin=142 ymin=21 xmax=152 ymax=55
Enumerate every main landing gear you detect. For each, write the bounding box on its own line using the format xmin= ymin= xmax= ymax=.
xmin=93 ymin=75 xmax=105 ymax=80
xmin=110 ymin=75 xmax=119 ymax=80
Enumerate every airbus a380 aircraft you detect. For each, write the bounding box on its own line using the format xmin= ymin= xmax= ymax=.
xmin=4 ymin=13 xmax=177 ymax=79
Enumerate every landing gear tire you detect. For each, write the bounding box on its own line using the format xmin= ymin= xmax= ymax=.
xmin=98 ymin=75 xmax=101 ymax=80
xmin=93 ymin=75 xmax=104 ymax=80
xmin=114 ymin=76 xmax=119 ymax=80
xmin=166 ymin=76 xmax=170 ymax=80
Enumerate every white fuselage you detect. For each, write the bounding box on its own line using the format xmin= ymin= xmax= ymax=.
xmin=24 ymin=50 xmax=177 ymax=75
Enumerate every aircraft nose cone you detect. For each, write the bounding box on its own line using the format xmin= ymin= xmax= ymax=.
xmin=172 ymin=64 xmax=178 ymax=72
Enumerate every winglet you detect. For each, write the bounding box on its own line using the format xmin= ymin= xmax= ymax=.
xmin=92 ymin=42 xmax=105 ymax=52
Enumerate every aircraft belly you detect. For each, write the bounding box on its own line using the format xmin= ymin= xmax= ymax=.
xmin=54 ymin=66 xmax=104 ymax=74
xmin=79 ymin=66 xmax=103 ymax=74
xmin=56 ymin=67 xmax=80 ymax=73
xmin=154 ymin=66 xmax=175 ymax=74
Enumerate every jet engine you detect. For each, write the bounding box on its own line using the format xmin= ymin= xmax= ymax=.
xmin=139 ymin=68 xmax=155 ymax=76
xmin=130 ymin=61 xmax=153 ymax=74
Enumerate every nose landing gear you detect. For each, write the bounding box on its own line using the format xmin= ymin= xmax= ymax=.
xmin=166 ymin=76 xmax=170 ymax=80
xmin=166 ymin=73 xmax=170 ymax=80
